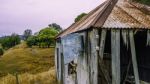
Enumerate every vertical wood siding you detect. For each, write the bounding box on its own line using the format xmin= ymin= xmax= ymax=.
xmin=111 ymin=29 xmax=121 ymax=84
xmin=89 ymin=29 xmax=98 ymax=84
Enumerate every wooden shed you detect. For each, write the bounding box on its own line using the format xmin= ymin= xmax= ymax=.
xmin=55 ymin=0 xmax=150 ymax=84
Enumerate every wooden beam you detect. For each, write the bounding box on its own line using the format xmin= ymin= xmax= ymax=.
xmin=60 ymin=43 xmax=64 ymax=84
xmin=98 ymin=29 xmax=111 ymax=84
xmin=129 ymin=30 xmax=140 ymax=84
xmin=99 ymin=29 xmax=107 ymax=60
xmin=57 ymin=39 xmax=64 ymax=84
xmin=57 ymin=42 xmax=62 ymax=84
xmin=122 ymin=30 xmax=129 ymax=49
xmin=111 ymin=29 xmax=120 ymax=84
xmin=55 ymin=42 xmax=59 ymax=82
xmin=90 ymin=29 xmax=98 ymax=84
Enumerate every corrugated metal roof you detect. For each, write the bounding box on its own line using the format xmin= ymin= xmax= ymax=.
xmin=103 ymin=1 xmax=150 ymax=28
xmin=57 ymin=0 xmax=150 ymax=38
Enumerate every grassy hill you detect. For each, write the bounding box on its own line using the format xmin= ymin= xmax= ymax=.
xmin=0 ymin=42 xmax=57 ymax=84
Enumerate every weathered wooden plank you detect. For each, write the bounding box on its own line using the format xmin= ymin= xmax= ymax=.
xmin=123 ymin=60 xmax=131 ymax=84
xmin=87 ymin=31 xmax=92 ymax=84
xmin=55 ymin=42 xmax=59 ymax=82
xmin=111 ymin=29 xmax=116 ymax=84
xmin=122 ymin=30 xmax=129 ymax=49
xmin=98 ymin=58 xmax=111 ymax=84
xmin=76 ymin=33 xmax=88 ymax=84
xmin=90 ymin=29 xmax=98 ymax=84
xmin=85 ymin=31 xmax=90 ymax=84
xmin=129 ymin=30 xmax=140 ymax=84
xmin=116 ymin=30 xmax=120 ymax=84
xmin=60 ymin=43 xmax=64 ymax=84
xmin=55 ymin=39 xmax=64 ymax=84
xmin=147 ymin=30 xmax=150 ymax=46
xmin=99 ymin=29 xmax=107 ymax=60
xmin=57 ymin=42 xmax=62 ymax=84
xmin=98 ymin=29 xmax=111 ymax=84
xmin=111 ymin=29 xmax=120 ymax=84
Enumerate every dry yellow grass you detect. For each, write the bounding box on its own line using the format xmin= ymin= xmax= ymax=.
xmin=0 ymin=42 xmax=55 ymax=76
xmin=0 ymin=42 xmax=57 ymax=84
xmin=0 ymin=67 xmax=57 ymax=84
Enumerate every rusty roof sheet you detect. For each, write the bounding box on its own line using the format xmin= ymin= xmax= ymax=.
xmin=103 ymin=1 xmax=150 ymax=28
xmin=57 ymin=0 xmax=150 ymax=38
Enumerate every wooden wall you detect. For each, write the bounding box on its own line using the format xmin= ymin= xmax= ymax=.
xmin=55 ymin=29 xmax=150 ymax=84
xmin=55 ymin=39 xmax=64 ymax=84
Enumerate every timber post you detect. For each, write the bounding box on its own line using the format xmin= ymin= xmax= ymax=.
xmin=129 ymin=30 xmax=140 ymax=84
xmin=90 ymin=28 xmax=99 ymax=84
xmin=111 ymin=29 xmax=121 ymax=84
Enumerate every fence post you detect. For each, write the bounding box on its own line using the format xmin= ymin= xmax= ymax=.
xmin=15 ymin=72 xmax=19 ymax=84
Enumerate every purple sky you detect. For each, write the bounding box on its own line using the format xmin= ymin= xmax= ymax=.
xmin=0 ymin=0 xmax=105 ymax=36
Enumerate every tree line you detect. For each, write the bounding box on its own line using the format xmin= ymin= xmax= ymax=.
xmin=0 ymin=23 xmax=62 ymax=56
xmin=0 ymin=13 xmax=86 ymax=56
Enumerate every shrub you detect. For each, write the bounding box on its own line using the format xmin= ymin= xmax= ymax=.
xmin=0 ymin=34 xmax=21 ymax=49
xmin=0 ymin=48 xmax=4 ymax=56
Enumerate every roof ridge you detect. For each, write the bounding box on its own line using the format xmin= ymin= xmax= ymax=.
xmin=92 ymin=0 xmax=118 ymax=27
xmin=69 ymin=1 xmax=107 ymax=32
xmin=91 ymin=0 xmax=112 ymax=26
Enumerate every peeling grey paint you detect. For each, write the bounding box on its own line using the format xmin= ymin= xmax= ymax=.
xmin=62 ymin=33 xmax=83 ymax=64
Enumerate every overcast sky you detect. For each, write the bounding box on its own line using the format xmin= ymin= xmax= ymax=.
xmin=0 ymin=0 xmax=106 ymax=36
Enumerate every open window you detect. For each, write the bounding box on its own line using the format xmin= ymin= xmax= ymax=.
xmin=68 ymin=61 xmax=77 ymax=75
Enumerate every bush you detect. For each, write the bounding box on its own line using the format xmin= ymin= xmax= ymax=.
xmin=26 ymin=36 xmax=37 ymax=47
xmin=0 ymin=48 xmax=4 ymax=56
xmin=0 ymin=34 xmax=21 ymax=49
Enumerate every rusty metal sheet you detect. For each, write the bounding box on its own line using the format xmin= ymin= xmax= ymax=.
xmin=102 ymin=5 xmax=144 ymax=28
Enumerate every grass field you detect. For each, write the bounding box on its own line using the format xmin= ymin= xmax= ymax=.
xmin=0 ymin=67 xmax=56 ymax=84
xmin=0 ymin=42 xmax=56 ymax=84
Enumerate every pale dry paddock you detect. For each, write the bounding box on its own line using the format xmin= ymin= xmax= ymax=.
xmin=0 ymin=67 xmax=57 ymax=84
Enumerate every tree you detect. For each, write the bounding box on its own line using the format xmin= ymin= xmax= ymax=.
xmin=10 ymin=33 xmax=21 ymax=46
xmin=75 ymin=13 xmax=87 ymax=22
xmin=26 ymin=36 xmax=37 ymax=47
xmin=23 ymin=29 xmax=32 ymax=40
xmin=26 ymin=27 xmax=59 ymax=48
xmin=37 ymin=27 xmax=59 ymax=48
xmin=48 ymin=23 xmax=62 ymax=32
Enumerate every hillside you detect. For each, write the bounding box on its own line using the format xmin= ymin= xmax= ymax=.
xmin=0 ymin=42 xmax=55 ymax=77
